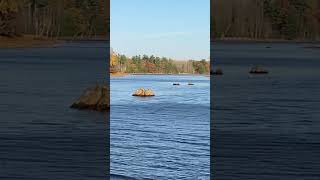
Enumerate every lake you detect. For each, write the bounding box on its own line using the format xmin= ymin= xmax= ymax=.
xmin=212 ymin=42 xmax=320 ymax=179
xmin=111 ymin=75 xmax=210 ymax=179
xmin=0 ymin=42 xmax=109 ymax=179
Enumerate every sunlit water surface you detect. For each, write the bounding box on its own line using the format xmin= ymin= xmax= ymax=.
xmin=111 ymin=75 xmax=210 ymax=180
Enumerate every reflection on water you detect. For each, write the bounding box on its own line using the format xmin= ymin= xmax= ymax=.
xmin=0 ymin=42 xmax=109 ymax=179
xmin=111 ymin=75 xmax=210 ymax=179
xmin=212 ymin=42 xmax=320 ymax=179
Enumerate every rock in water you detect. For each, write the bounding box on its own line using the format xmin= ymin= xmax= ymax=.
xmin=145 ymin=89 xmax=155 ymax=96
xmin=71 ymin=84 xmax=110 ymax=111
xmin=212 ymin=68 xmax=223 ymax=75
xmin=249 ymin=66 xmax=269 ymax=74
xmin=133 ymin=88 xmax=145 ymax=96
xmin=132 ymin=88 xmax=155 ymax=97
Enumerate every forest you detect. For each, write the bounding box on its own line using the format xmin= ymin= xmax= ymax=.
xmin=212 ymin=0 xmax=320 ymax=40
xmin=111 ymin=51 xmax=210 ymax=75
xmin=0 ymin=0 xmax=108 ymax=39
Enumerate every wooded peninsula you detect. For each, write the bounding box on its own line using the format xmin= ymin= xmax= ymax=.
xmin=111 ymin=51 xmax=210 ymax=75
xmin=212 ymin=0 xmax=320 ymax=41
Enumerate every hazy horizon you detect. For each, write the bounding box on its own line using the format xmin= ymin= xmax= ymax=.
xmin=111 ymin=0 xmax=209 ymax=60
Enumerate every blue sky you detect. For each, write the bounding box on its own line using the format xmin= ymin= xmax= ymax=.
xmin=111 ymin=0 xmax=210 ymax=60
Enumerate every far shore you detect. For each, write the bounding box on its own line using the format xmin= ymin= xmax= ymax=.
xmin=0 ymin=35 xmax=65 ymax=48
xmin=111 ymin=72 xmax=209 ymax=77
xmin=110 ymin=72 xmax=128 ymax=77
xmin=57 ymin=36 xmax=108 ymax=42
xmin=212 ymin=37 xmax=320 ymax=44
xmin=0 ymin=35 xmax=108 ymax=48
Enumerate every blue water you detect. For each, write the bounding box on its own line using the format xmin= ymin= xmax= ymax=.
xmin=111 ymin=75 xmax=210 ymax=179
xmin=212 ymin=42 xmax=320 ymax=179
xmin=0 ymin=42 xmax=109 ymax=179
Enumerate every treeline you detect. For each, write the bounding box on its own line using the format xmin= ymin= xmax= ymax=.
xmin=212 ymin=0 xmax=320 ymax=40
xmin=0 ymin=0 xmax=108 ymax=38
xmin=111 ymin=52 xmax=210 ymax=74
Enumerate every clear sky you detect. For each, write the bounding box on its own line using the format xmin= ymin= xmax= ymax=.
xmin=111 ymin=0 xmax=210 ymax=60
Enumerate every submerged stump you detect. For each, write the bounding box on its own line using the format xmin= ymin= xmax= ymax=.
xmin=132 ymin=88 xmax=155 ymax=97
xmin=71 ymin=84 xmax=110 ymax=111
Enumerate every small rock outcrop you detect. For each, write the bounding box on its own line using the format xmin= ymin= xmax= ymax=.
xmin=71 ymin=84 xmax=109 ymax=111
xmin=132 ymin=88 xmax=155 ymax=97
xmin=249 ymin=66 xmax=269 ymax=74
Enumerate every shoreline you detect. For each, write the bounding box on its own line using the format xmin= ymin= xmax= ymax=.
xmin=0 ymin=35 xmax=63 ymax=48
xmin=110 ymin=72 xmax=127 ymax=77
xmin=0 ymin=35 xmax=109 ymax=49
xmin=58 ymin=36 xmax=108 ymax=42
xmin=212 ymin=38 xmax=320 ymax=44
xmin=111 ymin=73 xmax=209 ymax=76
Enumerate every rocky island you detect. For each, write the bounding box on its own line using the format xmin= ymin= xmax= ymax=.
xmin=71 ymin=84 xmax=110 ymax=111
xmin=132 ymin=88 xmax=155 ymax=97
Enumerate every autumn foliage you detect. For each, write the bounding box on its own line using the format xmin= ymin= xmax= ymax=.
xmin=110 ymin=53 xmax=210 ymax=75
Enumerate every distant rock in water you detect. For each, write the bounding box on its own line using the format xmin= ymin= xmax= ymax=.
xmin=249 ymin=66 xmax=269 ymax=74
xmin=132 ymin=88 xmax=155 ymax=97
xmin=212 ymin=68 xmax=223 ymax=75
xmin=71 ymin=84 xmax=109 ymax=111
